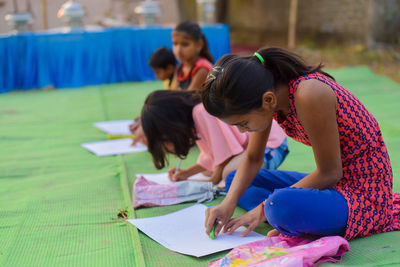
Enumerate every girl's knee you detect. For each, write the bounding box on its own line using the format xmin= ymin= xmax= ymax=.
xmin=222 ymin=166 xmax=233 ymax=181
xmin=264 ymin=187 xmax=348 ymax=237
xmin=264 ymin=188 xmax=306 ymax=236
xmin=265 ymin=188 xmax=296 ymax=221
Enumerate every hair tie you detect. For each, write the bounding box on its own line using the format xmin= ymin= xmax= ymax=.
xmin=208 ymin=66 xmax=224 ymax=80
xmin=253 ymin=52 xmax=265 ymax=64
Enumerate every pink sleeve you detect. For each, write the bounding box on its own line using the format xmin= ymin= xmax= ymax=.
xmin=266 ymin=120 xmax=287 ymax=149
xmin=197 ymin=150 xmax=213 ymax=171
xmin=193 ymin=104 xmax=249 ymax=171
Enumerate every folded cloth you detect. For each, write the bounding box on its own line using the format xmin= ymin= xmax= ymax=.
xmin=209 ymin=235 xmax=349 ymax=267
xmin=133 ymin=176 xmax=217 ymax=208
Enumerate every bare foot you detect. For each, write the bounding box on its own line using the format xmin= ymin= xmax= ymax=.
xmin=267 ymin=228 xmax=280 ymax=237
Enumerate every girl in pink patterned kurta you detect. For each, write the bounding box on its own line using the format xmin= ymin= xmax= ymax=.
xmin=202 ymin=47 xmax=400 ymax=240
xmin=140 ymin=90 xmax=288 ymax=185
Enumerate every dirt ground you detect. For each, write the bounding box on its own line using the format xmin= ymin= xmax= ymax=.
xmin=231 ymin=43 xmax=400 ymax=83
xmin=295 ymin=44 xmax=400 ymax=83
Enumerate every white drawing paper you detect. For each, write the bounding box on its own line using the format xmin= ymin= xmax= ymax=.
xmin=81 ymin=138 xmax=147 ymax=156
xmin=128 ymin=204 xmax=265 ymax=257
xmin=93 ymin=120 xmax=132 ymax=135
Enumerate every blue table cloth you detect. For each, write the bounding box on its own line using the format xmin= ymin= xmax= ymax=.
xmin=0 ymin=24 xmax=230 ymax=93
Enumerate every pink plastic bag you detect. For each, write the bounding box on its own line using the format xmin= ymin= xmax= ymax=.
xmin=209 ymin=235 xmax=349 ymax=267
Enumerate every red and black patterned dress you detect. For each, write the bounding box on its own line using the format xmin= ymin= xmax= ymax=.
xmin=274 ymin=72 xmax=400 ymax=240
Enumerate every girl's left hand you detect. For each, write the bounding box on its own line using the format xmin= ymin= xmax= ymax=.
xmin=129 ymin=117 xmax=141 ymax=134
xmin=131 ymin=124 xmax=147 ymax=145
xmin=224 ymin=204 xmax=267 ymax=237
xmin=210 ymin=173 xmax=222 ymax=185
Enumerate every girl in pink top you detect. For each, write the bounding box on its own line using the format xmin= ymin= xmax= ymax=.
xmin=140 ymin=90 xmax=288 ymax=185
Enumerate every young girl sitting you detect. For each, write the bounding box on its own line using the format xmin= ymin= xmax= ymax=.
xmin=202 ymin=47 xmax=400 ymax=240
xmin=172 ymin=21 xmax=213 ymax=91
xmin=140 ymin=90 xmax=288 ymax=185
xmin=130 ymin=21 xmax=214 ymax=143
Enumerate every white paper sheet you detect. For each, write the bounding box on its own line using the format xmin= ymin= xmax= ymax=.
xmin=128 ymin=204 xmax=265 ymax=257
xmin=136 ymin=172 xmax=210 ymax=185
xmin=93 ymin=120 xmax=132 ymax=135
xmin=81 ymin=138 xmax=147 ymax=156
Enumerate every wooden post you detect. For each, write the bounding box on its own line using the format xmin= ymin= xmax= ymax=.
xmin=13 ymin=0 xmax=19 ymax=12
xmin=288 ymin=0 xmax=298 ymax=49
xmin=42 ymin=0 xmax=48 ymax=30
xmin=216 ymin=0 xmax=228 ymax=23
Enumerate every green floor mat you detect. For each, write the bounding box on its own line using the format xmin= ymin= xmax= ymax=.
xmin=0 ymin=87 xmax=139 ymax=266
xmin=0 ymin=66 xmax=399 ymax=266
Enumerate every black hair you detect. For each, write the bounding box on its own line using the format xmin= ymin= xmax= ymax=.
xmin=141 ymin=90 xmax=201 ymax=169
xmin=148 ymin=47 xmax=177 ymax=69
xmin=201 ymin=47 xmax=334 ymax=118
xmin=174 ymin=21 xmax=214 ymax=63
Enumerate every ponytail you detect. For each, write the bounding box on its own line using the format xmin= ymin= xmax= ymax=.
xmin=200 ymin=33 xmax=213 ymax=63
xmin=202 ymin=47 xmax=334 ymax=118
xmin=256 ymin=47 xmax=334 ymax=84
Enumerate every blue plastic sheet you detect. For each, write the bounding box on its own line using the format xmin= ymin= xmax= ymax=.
xmin=0 ymin=25 xmax=230 ymax=93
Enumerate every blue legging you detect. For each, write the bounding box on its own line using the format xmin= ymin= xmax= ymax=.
xmin=226 ymin=169 xmax=348 ymax=236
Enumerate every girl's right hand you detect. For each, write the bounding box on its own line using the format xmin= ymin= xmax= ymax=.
xmin=205 ymin=201 xmax=236 ymax=238
xmin=168 ymin=168 xmax=190 ymax=182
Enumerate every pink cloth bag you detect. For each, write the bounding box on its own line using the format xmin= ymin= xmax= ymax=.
xmin=209 ymin=235 xmax=349 ymax=267
xmin=133 ymin=176 xmax=215 ymax=208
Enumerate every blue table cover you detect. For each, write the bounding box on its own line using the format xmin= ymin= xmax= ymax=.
xmin=0 ymin=24 xmax=230 ymax=93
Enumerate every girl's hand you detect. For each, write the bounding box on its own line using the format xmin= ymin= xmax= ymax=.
xmin=129 ymin=117 xmax=141 ymax=134
xmin=131 ymin=124 xmax=147 ymax=145
xmin=210 ymin=172 xmax=222 ymax=185
xmin=205 ymin=201 xmax=236 ymax=238
xmin=224 ymin=203 xmax=267 ymax=237
xmin=168 ymin=168 xmax=190 ymax=182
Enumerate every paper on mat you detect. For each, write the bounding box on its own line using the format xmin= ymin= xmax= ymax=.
xmin=128 ymin=204 xmax=265 ymax=257
xmin=81 ymin=138 xmax=147 ymax=156
xmin=136 ymin=172 xmax=210 ymax=185
xmin=93 ymin=120 xmax=132 ymax=135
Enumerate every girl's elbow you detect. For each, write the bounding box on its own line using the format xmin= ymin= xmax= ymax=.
xmin=318 ymin=167 xmax=343 ymax=186
xmin=334 ymin=171 xmax=343 ymax=184
xmin=328 ymin=168 xmax=343 ymax=185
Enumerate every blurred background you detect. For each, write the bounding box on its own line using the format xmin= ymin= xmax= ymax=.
xmin=1 ymin=0 xmax=400 ymax=92
xmin=2 ymin=0 xmax=400 ymax=46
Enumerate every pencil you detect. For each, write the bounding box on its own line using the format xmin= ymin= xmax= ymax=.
xmin=175 ymin=158 xmax=182 ymax=175
xmin=210 ymin=225 xmax=216 ymax=240
xmin=210 ymin=219 xmax=222 ymax=240
xmin=106 ymin=134 xmax=134 ymax=139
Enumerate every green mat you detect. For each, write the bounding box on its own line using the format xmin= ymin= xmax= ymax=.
xmin=0 ymin=66 xmax=399 ymax=266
